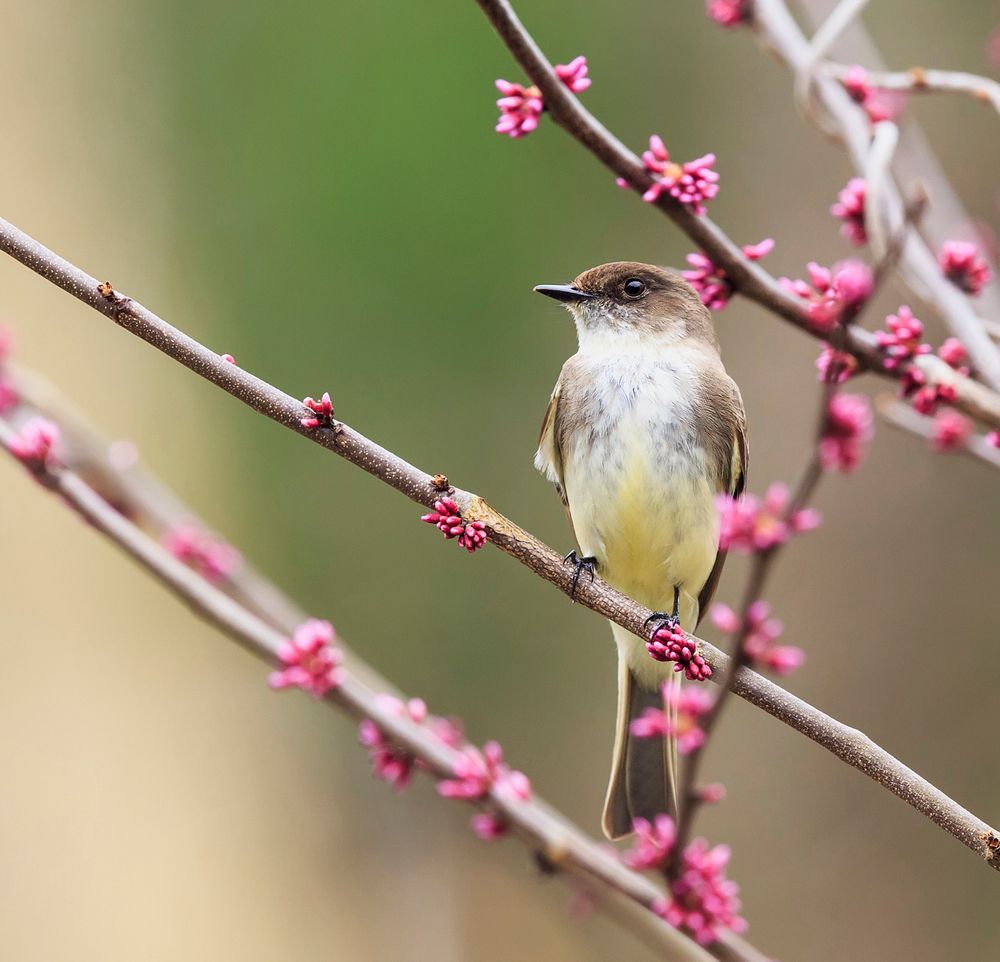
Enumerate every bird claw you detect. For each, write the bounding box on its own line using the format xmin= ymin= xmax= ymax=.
xmin=643 ymin=611 xmax=680 ymax=638
xmin=563 ymin=550 xmax=597 ymax=601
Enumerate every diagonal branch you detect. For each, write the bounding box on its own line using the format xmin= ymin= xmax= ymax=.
xmin=0 ymin=215 xmax=996 ymax=869
xmin=470 ymin=0 xmax=1000 ymax=427
xmin=0 ymin=418 xmax=722 ymax=962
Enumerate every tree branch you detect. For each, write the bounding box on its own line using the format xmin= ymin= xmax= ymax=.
xmin=0 ymin=215 xmax=995 ymax=869
xmin=824 ymin=61 xmax=1000 ymax=116
xmin=470 ymin=0 xmax=1000 ymax=427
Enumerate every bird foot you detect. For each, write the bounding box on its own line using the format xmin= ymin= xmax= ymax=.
xmin=563 ymin=550 xmax=597 ymax=601
xmin=643 ymin=611 xmax=680 ymax=637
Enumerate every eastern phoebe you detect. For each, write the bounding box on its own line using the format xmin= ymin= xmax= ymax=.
xmin=534 ymin=262 xmax=747 ymax=839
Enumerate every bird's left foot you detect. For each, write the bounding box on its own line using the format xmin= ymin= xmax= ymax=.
xmin=643 ymin=611 xmax=680 ymax=637
xmin=563 ymin=550 xmax=597 ymax=601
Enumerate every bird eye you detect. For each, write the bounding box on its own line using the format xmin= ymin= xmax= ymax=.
xmin=623 ymin=278 xmax=646 ymax=298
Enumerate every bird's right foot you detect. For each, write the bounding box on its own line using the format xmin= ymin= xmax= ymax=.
xmin=563 ymin=550 xmax=597 ymax=601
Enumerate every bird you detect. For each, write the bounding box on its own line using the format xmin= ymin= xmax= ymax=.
xmin=533 ymin=261 xmax=746 ymax=839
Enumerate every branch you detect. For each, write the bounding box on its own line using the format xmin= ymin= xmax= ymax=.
xmin=752 ymin=0 xmax=1000 ymax=393
xmin=0 ymin=216 xmax=996 ymax=870
xmin=876 ymin=394 xmax=1000 ymax=470
xmin=0 ymin=418 xmax=729 ymax=962
xmin=824 ymin=61 xmax=1000 ymax=116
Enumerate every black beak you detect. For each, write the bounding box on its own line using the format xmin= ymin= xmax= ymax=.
xmin=533 ymin=284 xmax=596 ymax=303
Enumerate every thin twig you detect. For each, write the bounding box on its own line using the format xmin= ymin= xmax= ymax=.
xmin=752 ymin=0 xmax=1000 ymax=392
xmin=0 ymin=217 xmax=995 ymax=869
xmin=876 ymin=394 xmax=1000 ymax=470
xmin=824 ymin=61 xmax=1000 ymax=116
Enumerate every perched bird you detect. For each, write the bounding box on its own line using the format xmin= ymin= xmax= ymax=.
xmin=534 ymin=262 xmax=746 ymax=839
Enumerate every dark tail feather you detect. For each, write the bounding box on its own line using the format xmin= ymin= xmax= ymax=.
xmin=602 ymin=660 xmax=674 ymax=840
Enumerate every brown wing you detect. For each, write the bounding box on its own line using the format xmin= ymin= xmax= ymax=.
xmin=535 ymin=377 xmax=580 ymax=548
xmin=695 ymin=384 xmax=748 ymax=627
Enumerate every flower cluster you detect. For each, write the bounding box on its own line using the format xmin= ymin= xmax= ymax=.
xmin=900 ymin=367 xmax=956 ymax=416
xmin=781 ymin=260 xmax=873 ymax=332
xmin=268 ymin=618 xmax=343 ymax=697
xmin=938 ymin=337 xmax=969 ymax=373
xmin=638 ymin=136 xmax=720 ymax=214
xmin=712 ymin=601 xmax=805 ymax=676
xmin=438 ymin=740 xmax=531 ymax=802
xmin=654 ymin=837 xmax=747 ymax=944
xmin=938 ymin=240 xmax=991 ymax=295
xmin=819 ymin=393 xmax=873 ymax=473
xmin=495 ymin=55 xmax=590 ymax=139
xmin=841 ymin=65 xmax=904 ymax=123
xmin=716 ymin=482 xmax=821 ymax=554
xmin=682 ymin=239 xmax=774 ymax=311
xmin=624 ymin=816 xmax=746 ymax=944
xmin=7 ymin=417 xmax=59 ymax=468
xmin=300 ymin=392 xmax=334 ymax=429
xmin=815 ymin=344 xmax=858 ymax=384
xmin=646 ymin=622 xmax=713 ymax=681
xmin=932 ymin=409 xmax=973 ymax=453
xmin=623 ymin=814 xmax=676 ymax=870
xmin=875 ymin=306 xmax=931 ymax=370
xmin=358 ymin=696 xmax=428 ymax=790
xmin=630 ymin=682 xmax=715 ymax=754
xmin=705 ymin=0 xmax=753 ymax=27
xmin=421 ymin=497 xmax=488 ymax=553
xmin=163 ymin=522 xmax=242 ymax=583
xmin=831 ymin=178 xmax=868 ymax=246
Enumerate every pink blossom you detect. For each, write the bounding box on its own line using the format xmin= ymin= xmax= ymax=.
xmin=900 ymin=367 xmax=957 ymax=416
xmin=494 ymin=80 xmax=544 ymax=138
xmin=987 ymin=431 xmax=1000 ymax=449
xmin=705 ymin=0 xmax=753 ymax=27
xmin=421 ymin=498 xmax=489 ymax=553
xmin=427 ymin=714 xmax=465 ymax=748
xmin=938 ymin=337 xmax=970 ymax=372
xmin=630 ymin=683 xmax=715 ymax=754
xmin=268 ymin=618 xmax=343 ymax=697
xmin=0 ymin=378 xmax=17 ymax=414
xmin=221 ymin=353 xmax=236 ymax=364
xmin=875 ymin=306 xmax=932 ymax=370
xmin=7 ymin=417 xmax=59 ymax=467
xmin=623 ymin=814 xmax=677 ymax=870
xmin=841 ymin=65 xmax=905 ymax=123
xmin=699 ymin=783 xmax=727 ymax=805
xmin=646 ymin=622 xmax=713 ymax=681
xmin=470 ymin=812 xmax=508 ymax=840
xmin=438 ymin=740 xmax=531 ymax=802
xmin=938 ymin=240 xmax=992 ymax=295
xmin=554 ymin=55 xmax=591 ymax=93
xmin=932 ymin=409 xmax=973 ymax=453
xmin=163 ymin=523 xmax=242 ymax=583
xmin=815 ymin=344 xmax=859 ymax=383
xmin=682 ymin=238 xmax=774 ymax=311
xmin=831 ymin=178 xmax=868 ymax=246
xmin=358 ymin=696 xmax=428 ymax=790
xmin=495 ymin=56 xmax=591 ymax=139
xmin=716 ymin=482 xmax=821 ymax=554
xmin=819 ymin=393 xmax=874 ymax=472
xmin=712 ymin=601 xmax=804 ymax=677
xmin=640 ymin=136 xmax=720 ymax=214
xmin=300 ymin=392 xmax=334 ymax=429
xmin=781 ymin=260 xmax=873 ymax=331
xmin=654 ymin=838 xmax=747 ymax=944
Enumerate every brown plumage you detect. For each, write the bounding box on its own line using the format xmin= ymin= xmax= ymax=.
xmin=534 ymin=262 xmax=747 ymax=838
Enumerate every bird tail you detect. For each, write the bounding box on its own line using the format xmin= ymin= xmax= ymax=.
xmin=602 ymin=625 xmax=676 ymax=839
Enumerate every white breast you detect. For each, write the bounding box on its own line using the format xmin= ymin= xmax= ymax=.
xmin=558 ymin=349 xmax=720 ymax=627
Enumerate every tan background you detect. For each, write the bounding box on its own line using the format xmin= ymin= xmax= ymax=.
xmin=1 ymin=1 xmax=998 ymax=959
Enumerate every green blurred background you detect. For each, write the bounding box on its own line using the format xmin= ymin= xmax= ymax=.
xmin=2 ymin=1 xmax=998 ymax=959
